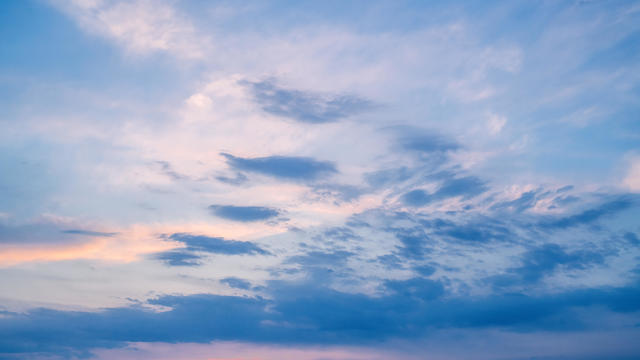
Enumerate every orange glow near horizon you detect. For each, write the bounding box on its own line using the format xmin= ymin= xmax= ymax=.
xmin=0 ymin=221 xmax=291 ymax=267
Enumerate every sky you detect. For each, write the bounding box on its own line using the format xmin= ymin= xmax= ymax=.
xmin=0 ymin=0 xmax=640 ymax=359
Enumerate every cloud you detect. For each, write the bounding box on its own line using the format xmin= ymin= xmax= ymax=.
xmin=0 ymin=223 xmax=172 ymax=266
xmin=623 ymin=232 xmax=639 ymax=246
xmin=152 ymin=233 xmax=268 ymax=267
xmin=319 ymin=227 xmax=360 ymax=242
xmin=89 ymin=330 xmax=640 ymax=360
xmin=220 ymin=277 xmax=252 ymax=290
xmin=168 ymin=233 xmax=268 ymax=255
xmin=153 ymin=250 xmax=202 ymax=266
xmin=215 ymin=172 xmax=248 ymax=186
xmin=395 ymin=230 xmax=430 ymax=259
xmin=433 ymin=176 xmax=488 ymax=200
xmin=401 ymin=176 xmax=488 ymax=206
xmin=52 ymin=0 xmax=207 ymax=58
xmin=490 ymin=190 xmax=538 ymax=212
xmin=2 ymin=280 xmax=639 ymax=358
xmin=208 ymin=205 xmax=281 ymax=222
xmin=243 ymin=79 xmax=374 ymax=123
xmin=489 ymin=244 xmax=606 ymax=287
xmin=435 ymin=219 xmax=511 ymax=244
xmin=557 ymin=185 xmax=574 ymax=193
xmin=155 ymin=161 xmax=188 ymax=181
xmin=1 ymin=222 xmax=115 ymax=245
xmin=221 ymin=153 xmax=337 ymax=182
xmin=397 ymin=131 xmax=460 ymax=154
xmin=0 ymin=222 xmax=71 ymax=245
xmin=513 ymin=244 xmax=605 ymax=282
xmin=287 ymin=250 xmax=352 ymax=268
xmin=487 ymin=113 xmax=507 ymax=135
xmin=90 ymin=341 xmax=421 ymax=360
xmin=414 ymin=264 xmax=436 ymax=276
xmin=623 ymin=157 xmax=640 ymax=192
xmin=364 ymin=167 xmax=415 ymax=188
xmin=1 ymin=188 xmax=638 ymax=356
xmin=62 ymin=229 xmax=117 ymax=237
xmin=401 ymin=190 xmax=432 ymax=207
xmin=311 ymin=183 xmax=366 ymax=202
xmin=384 ymin=277 xmax=445 ymax=301
xmin=540 ymin=196 xmax=637 ymax=229
xmin=5 ymin=1 xmax=640 ymax=359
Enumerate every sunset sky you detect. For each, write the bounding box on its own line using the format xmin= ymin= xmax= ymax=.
xmin=1 ymin=1 xmax=640 ymax=359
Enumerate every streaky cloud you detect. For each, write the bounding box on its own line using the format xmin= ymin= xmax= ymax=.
xmin=221 ymin=153 xmax=337 ymax=182
xmin=396 ymin=130 xmax=460 ymax=154
xmin=623 ymin=232 xmax=639 ymax=246
xmin=364 ymin=167 xmax=415 ymax=188
xmin=435 ymin=219 xmax=511 ymax=244
xmin=311 ymin=183 xmax=365 ymax=202
xmin=62 ymin=229 xmax=117 ymax=237
xmin=489 ymin=243 xmax=606 ymax=287
xmin=169 ymin=233 xmax=268 ymax=255
xmin=153 ymin=233 xmax=268 ymax=267
xmin=384 ymin=277 xmax=444 ymax=301
xmin=402 ymin=176 xmax=488 ymax=206
xmin=0 ymin=223 xmax=106 ymax=245
xmin=221 ymin=277 xmax=252 ymax=290
xmin=540 ymin=195 xmax=638 ymax=229
xmin=395 ymin=229 xmax=431 ymax=259
xmin=208 ymin=204 xmax=281 ymax=222
xmin=2 ymin=281 xmax=639 ymax=357
xmin=215 ymin=172 xmax=248 ymax=186
xmin=153 ymin=250 xmax=202 ymax=267
xmin=490 ymin=190 xmax=538 ymax=212
xmin=155 ymin=161 xmax=188 ymax=181
xmin=243 ymin=79 xmax=374 ymax=123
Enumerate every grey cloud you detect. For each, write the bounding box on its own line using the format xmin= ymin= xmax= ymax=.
xmin=244 ymin=79 xmax=374 ymax=123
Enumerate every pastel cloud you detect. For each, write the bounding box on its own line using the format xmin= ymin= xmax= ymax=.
xmin=0 ymin=221 xmax=282 ymax=267
xmin=487 ymin=113 xmax=507 ymax=135
xmin=89 ymin=331 xmax=640 ymax=360
xmin=0 ymin=223 xmax=171 ymax=267
xmin=55 ymin=0 xmax=207 ymax=57
xmin=623 ymin=157 xmax=640 ymax=192
xmin=92 ymin=342 xmax=416 ymax=360
xmin=2 ymin=0 xmax=640 ymax=359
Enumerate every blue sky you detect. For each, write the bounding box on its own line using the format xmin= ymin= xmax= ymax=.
xmin=1 ymin=0 xmax=640 ymax=359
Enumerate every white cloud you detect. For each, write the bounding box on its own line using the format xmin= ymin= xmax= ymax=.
xmin=487 ymin=113 xmax=507 ymax=135
xmin=623 ymin=157 xmax=640 ymax=192
xmin=52 ymin=0 xmax=208 ymax=58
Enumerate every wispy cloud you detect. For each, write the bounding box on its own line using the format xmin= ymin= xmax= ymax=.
xmin=539 ymin=196 xmax=637 ymax=229
xmin=168 ymin=233 xmax=268 ymax=255
xmin=52 ymin=0 xmax=207 ymax=58
xmin=3 ymin=0 xmax=640 ymax=358
xmin=62 ymin=229 xmax=118 ymax=237
xmin=221 ymin=153 xmax=337 ymax=182
xmin=243 ymin=79 xmax=374 ymax=123
xmin=154 ymin=249 xmax=202 ymax=267
xmin=153 ymin=233 xmax=269 ymax=267
xmin=396 ymin=129 xmax=460 ymax=154
xmin=2 ymin=279 xmax=639 ymax=357
xmin=401 ymin=176 xmax=488 ymax=206
xmin=208 ymin=205 xmax=281 ymax=222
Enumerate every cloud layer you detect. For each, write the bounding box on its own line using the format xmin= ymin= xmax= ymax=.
xmin=1 ymin=0 xmax=640 ymax=359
